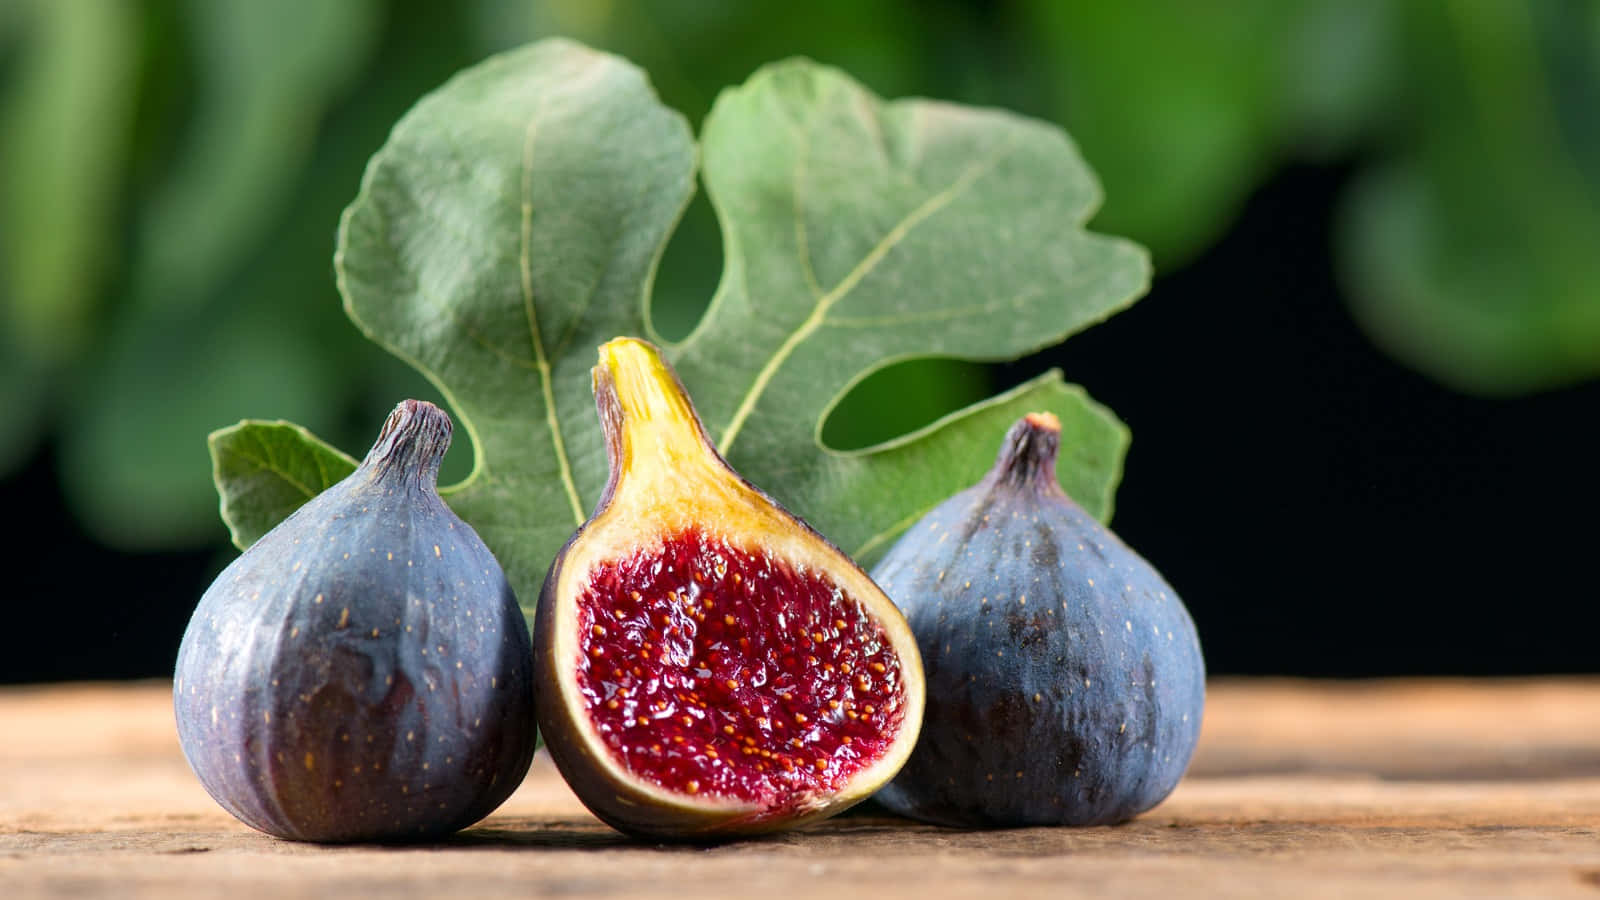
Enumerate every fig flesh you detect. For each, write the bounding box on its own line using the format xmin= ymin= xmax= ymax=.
xmin=534 ymin=338 xmax=925 ymax=840
xmin=174 ymin=400 xmax=537 ymax=842
xmin=870 ymin=413 xmax=1204 ymax=826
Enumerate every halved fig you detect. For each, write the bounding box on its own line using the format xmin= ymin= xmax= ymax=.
xmin=534 ymin=338 xmax=924 ymax=840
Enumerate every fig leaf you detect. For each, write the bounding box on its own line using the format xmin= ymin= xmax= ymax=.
xmin=212 ymin=39 xmax=1146 ymax=616
xmin=209 ymin=421 xmax=356 ymax=549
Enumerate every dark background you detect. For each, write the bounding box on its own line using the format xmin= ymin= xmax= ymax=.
xmin=1027 ymin=162 xmax=1600 ymax=677
xmin=3 ymin=2 xmax=1597 ymax=682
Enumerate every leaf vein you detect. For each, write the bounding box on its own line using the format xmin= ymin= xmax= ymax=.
xmin=239 ymin=435 xmax=319 ymax=502
xmin=716 ymin=133 xmax=1025 ymax=456
xmin=521 ymin=114 xmax=587 ymax=526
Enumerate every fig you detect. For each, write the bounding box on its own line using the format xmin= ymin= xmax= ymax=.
xmin=174 ymin=400 xmax=537 ymax=842
xmin=870 ymin=412 xmax=1203 ymax=826
xmin=533 ymin=338 xmax=925 ymax=840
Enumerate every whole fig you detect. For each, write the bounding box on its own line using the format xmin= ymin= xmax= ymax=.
xmin=174 ymin=400 xmax=537 ymax=842
xmin=534 ymin=338 xmax=925 ymax=840
xmin=870 ymin=412 xmax=1203 ymax=826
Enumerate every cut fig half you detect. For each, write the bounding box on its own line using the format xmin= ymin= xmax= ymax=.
xmin=534 ymin=338 xmax=925 ymax=840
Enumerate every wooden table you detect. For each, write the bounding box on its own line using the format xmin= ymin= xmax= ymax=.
xmin=4 ymin=679 xmax=1598 ymax=898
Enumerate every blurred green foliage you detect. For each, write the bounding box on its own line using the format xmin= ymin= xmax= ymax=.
xmin=1 ymin=0 xmax=1596 ymax=549
xmin=1340 ymin=2 xmax=1600 ymax=395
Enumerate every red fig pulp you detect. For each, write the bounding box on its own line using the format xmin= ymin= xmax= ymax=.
xmin=575 ymin=529 xmax=907 ymax=803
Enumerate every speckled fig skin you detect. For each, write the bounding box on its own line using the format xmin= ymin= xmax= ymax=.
xmin=174 ymin=400 xmax=536 ymax=843
xmin=870 ymin=413 xmax=1203 ymax=827
xmin=533 ymin=338 xmax=924 ymax=841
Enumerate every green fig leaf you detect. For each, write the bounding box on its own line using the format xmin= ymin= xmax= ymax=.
xmin=220 ymin=39 xmax=1147 ymax=615
xmin=840 ymin=371 xmax=1129 ymax=563
xmin=209 ymin=421 xmax=357 ymax=550
xmin=666 ymin=55 xmax=1146 ymax=546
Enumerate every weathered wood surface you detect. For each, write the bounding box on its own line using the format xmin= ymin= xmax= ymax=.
xmin=3 ymin=678 xmax=1599 ymax=898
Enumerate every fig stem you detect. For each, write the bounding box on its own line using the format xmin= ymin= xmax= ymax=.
xmin=361 ymin=399 xmax=452 ymax=489
xmin=593 ymin=338 xmax=716 ymax=486
xmin=988 ymin=411 xmax=1065 ymax=495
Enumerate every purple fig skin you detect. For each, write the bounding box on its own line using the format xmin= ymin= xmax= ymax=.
xmin=871 ymin=413 xmax=1204 ymax=827
xmin=174 ymin=400 xmax=536 ymax=843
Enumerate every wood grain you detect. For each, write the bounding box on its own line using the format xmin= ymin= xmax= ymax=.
xmin=3 ymin=678 xmax=1598 ymax=898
